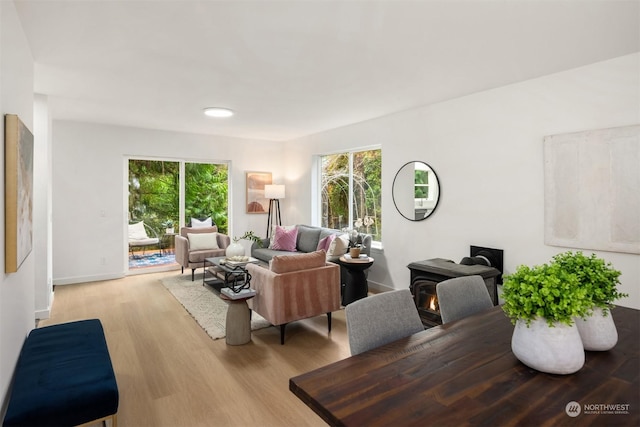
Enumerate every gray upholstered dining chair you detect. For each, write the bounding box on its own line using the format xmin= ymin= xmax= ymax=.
xmin=345 ymin=289 xmax=424 ymax=356
xmin=436 ymin=275 xmax=493 ymax=324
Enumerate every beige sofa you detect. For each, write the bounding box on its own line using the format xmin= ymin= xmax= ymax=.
xmin=246 ymin=250 xmax=341 ymax=344
xmin=175 ymin=226 xmax=230 ymax=280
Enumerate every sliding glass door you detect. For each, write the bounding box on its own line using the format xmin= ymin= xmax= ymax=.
xmin=128 ymin=158 xmax=228 ymax=271
xmin=129 ymin=159 xmax=179 ymax=236
xmin=184 ymin=162 xmax=228 ymax=233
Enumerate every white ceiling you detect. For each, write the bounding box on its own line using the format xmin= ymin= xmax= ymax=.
xmin=14 ymin=0 xmax=639 ymax=142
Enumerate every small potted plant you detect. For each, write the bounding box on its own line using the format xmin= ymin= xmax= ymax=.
xmin=551 ymin=251 xmax=627 ymax=351
xmin=226 ymin=231 xmax=263 ymax=258
xmin=343 ymin=228 xmax=362 ymax=258
xmin=502 ymin=262 xmax=591 ymax=374
xmin=234 ymin=231 xmax=263 ymax=247
xmin=163 ymin=220 xmax=174 ymax=234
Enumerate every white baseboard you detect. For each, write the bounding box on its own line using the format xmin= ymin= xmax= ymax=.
xmin=35 ymin=290 xmax=55 ymax=320
xmin=35 ymin=308 xmax=51 ymax=319
xmin=53 ymin=272 xmax=125 ymax=286
xmin=127 ymin=264 xmax=180 ymax=276
xmin=367 ymin=280 xmax=395 ymax=294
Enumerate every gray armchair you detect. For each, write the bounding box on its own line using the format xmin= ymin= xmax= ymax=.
xmin=174 ymin=225 xmax=230 ymax=280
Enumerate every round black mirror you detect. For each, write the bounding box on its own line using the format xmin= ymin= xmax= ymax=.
xmin=392 ymin=161 xmax=441 ymax=221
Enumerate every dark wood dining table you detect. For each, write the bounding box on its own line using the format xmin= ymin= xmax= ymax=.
xmin=290 ymin=305 xmax=639 ymax=426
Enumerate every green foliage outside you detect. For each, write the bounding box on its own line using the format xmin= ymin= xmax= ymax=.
xmin=321 ymin=150 xmax=381 ymax=241
xmin=322 ymin=153 xmax=348 ymax=230
xmin=414 ymin=170 xmax=429 ymax=198
xmin=129 ymin=160 xmax=228 ymax=235
xmin=184 ymin=162 xmax=228 ymax=233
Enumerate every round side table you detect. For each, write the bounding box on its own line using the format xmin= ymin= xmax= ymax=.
xmin=338 ymin=256 xmax=374 ymax=306
xmin=220 ymin=293 xmax=255 ymax=345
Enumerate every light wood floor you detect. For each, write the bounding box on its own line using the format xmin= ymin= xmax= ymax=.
xmin=41 ymin=271 xmax=351 ymax=427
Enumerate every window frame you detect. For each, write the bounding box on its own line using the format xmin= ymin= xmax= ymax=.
xmin=316 ymin=146 xmax=382 ymax=248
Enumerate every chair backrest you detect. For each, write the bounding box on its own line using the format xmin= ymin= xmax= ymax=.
xmin=345 ymin=289 xmax=424 ymax=356
xmin=179 ymin=225 xmax=218 ymax=238
xmin=436 ymin=275 xmax=493 ymax=324
xmin=128 ymin=220 xmax=158 ymax=241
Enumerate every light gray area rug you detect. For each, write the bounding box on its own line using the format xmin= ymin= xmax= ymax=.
xmin=161 ymin=273 xmax=271 ymax=340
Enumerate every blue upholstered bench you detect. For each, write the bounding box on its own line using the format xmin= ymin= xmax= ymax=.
xmin=3 ymin=319 xmax=119 ymax=427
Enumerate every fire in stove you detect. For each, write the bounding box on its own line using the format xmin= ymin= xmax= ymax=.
xmin=412 ymin=279 xmax=443 ymax=327
xmin=418 ymin=291 xmax=440 ymax=315
xmin=428 ymin=295 xmax=439 ymax=313
xmin=425 ymin=295 xmax=439 ymax=314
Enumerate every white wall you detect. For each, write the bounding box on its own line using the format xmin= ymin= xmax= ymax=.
xmin=52 ymin=122 xmax=285 ymax=283
xmin=51 ymin=53 xmax=640 ymax=307
xmin=34 ymin=94 xmax=53 ymax=319
xmin=0 ymin=0 xmax=37 ymax=410
xmin=285 ymin=54 xmax=640 ymax=309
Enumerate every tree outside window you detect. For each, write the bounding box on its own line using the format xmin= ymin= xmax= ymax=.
xmin=129 ymin=160 xmax=228 ymax=235
xmin=184 ymin=162 xmax=229 ymax=232
xmin=320 ymin=149 xmax=381 ymax=242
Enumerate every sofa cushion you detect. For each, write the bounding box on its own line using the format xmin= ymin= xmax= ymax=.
xmin=270 ymin=250 xmax=327 ymax=274
xmin=187 ymin=232 xmax=219 ymax=250
xmin=188 ymin=248 xmax=225 ymax=263
xmin=327 ymin=233 xmax=350 ymax=258
xmin=191 ymin=217 xmax=212 ymax=227
xmin=271 ymin=226 xmax=298 ymax=251
xmin=316 ymin=234 xmax=335 ymax=252
xmin=319 ymin=227 xmax=341 ymax=241
xmin=128 ymin=221 xmax=148 ymax=240
xmin=180 ymin=225 xmax=218 ymax=238
xmin=297 ymin=225 xmax=322 ymax=253
xmin=268 ymin=224 xmax=296 ymax=248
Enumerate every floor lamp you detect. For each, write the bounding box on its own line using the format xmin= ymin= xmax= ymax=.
xmin=265 ymin=184 xmax=285 ymax=238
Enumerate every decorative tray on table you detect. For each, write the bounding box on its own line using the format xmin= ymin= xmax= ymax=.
xmin=220 ymin=256 xmax=259 ymax=266
xmin=342 ymin=254 xmax=371 ymax=262
xmin=221 ymin=287 xmax=256 ymax=299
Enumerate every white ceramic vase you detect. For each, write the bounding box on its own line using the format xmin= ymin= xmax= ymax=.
xmin=511 ymin=318 xmax=585 ymax=375
xmin=575 ymin=307 xmax=618 ymax=351
xmin=225 ymin=242 xmax=245 ymax=257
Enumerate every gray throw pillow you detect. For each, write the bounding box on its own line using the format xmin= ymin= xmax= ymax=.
xmin=296 ymin=225 xmax=322 ymax=253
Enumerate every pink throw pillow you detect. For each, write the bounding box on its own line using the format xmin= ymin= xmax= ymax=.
xmin=271 ymin=225 xmax=298 ymax=252
xmin=316 ymin=235 xmax=336 ymax=252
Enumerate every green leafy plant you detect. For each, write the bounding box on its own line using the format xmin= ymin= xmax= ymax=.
xmin=234 ymin=231 xmax=263 ymax=248
xmin=551 ymin=251 xmax=627 ymax=315
xmin=501 ymin=262 xmax=591 ymax=327
xmin=162 ymin=219 xmax=174 ymax=229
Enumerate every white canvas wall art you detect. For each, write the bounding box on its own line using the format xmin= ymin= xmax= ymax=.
xmin=544 ymin=125 xmax=640 ymax=254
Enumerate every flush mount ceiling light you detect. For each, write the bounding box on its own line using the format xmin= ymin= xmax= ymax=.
xmin=203 ymin=107 xmax=234 ymax=118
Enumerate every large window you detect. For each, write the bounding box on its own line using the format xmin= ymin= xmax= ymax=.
xmin=320 ymin=149 xmax=381 ymax=242
xmin=129 ymin=159 xmax=229 ymax=234
xmin=129 ymin=160 xmax=180 ymax=234
xmin=184 ymin=162 xmax=229 ymax=232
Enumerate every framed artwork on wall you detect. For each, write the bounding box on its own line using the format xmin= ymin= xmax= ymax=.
xmin=246 ymin=171 xmax=271 ymax=214
xmin=5 ymin=114 xmax=34 ymax=273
